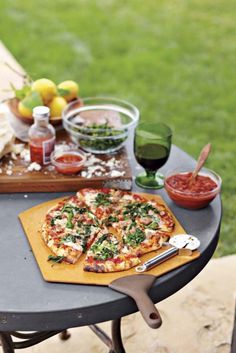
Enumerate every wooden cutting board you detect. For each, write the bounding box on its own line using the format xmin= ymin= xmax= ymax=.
xmin=19 ymin=192 xmax=200 ymax=286
xmin=0 ymin=130 xmax=132 ymax=192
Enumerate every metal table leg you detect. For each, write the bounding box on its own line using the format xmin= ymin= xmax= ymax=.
xmin=0 ymin=318 xmax=126 ymax=353
xmin=111 ymin=318 xmax=126 ymax=353
xmin=0 ymin=333 xmax=14 ymax=353
xmin=89 ymin=318 xmax=126 ymax=353
xmin=59 ymin=329 xmax=71 ymax=340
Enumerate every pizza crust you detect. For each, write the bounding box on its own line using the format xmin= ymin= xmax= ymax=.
xmin=84 ymin=255 xmax=141 ymax=273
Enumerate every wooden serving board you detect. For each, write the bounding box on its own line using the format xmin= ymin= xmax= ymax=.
xmin=0 ymin=131 xmax=132 ymax=192
xmin=19 ymin=193 xmax=200 ymax=286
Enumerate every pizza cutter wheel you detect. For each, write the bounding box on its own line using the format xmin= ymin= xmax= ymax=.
xmin=135 ymin=234 xmax=200 ymax=273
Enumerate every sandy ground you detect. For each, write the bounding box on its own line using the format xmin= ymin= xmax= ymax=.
xmin=2 ymin=255 xmax=236 ymax=353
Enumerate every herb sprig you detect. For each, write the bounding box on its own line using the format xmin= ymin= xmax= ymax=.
xmin=94 ymin=193 xmax=111 ymax=206
xmin=47 ymin=255 xmax=65 ymax=264
xmin=124 ymin=228 xmax=145 ymax=247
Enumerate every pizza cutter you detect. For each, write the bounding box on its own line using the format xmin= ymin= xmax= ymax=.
xmin=135 ymin=234 xmax=201 ymax=273
xmin=109 ymin=234 xmax=200 ymax=329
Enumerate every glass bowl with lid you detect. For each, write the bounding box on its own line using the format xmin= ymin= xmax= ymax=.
xmin=62 ymin=97 xmax=139 ymax=154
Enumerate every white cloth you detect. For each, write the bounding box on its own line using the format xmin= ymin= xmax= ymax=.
xmin=0 ymin=103 xmax=29 ymax=142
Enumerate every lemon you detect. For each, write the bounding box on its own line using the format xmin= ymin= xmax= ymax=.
xmin=57 ymin=80 xmax=79 ymax=102
xmin=18 ymin=101 xmax=32 ymax=118
xmin=32 ymin=78 xmax=57 ymax=104
xmin=49 ymin=96 xmax=67 ymax=117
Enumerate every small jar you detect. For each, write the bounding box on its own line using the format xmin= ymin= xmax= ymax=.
xmin=28 ymin=106 xmax=55 ymax=165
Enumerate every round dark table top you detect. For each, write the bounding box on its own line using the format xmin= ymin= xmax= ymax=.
xmin=0 ymin=145 xmax=222 ymax=331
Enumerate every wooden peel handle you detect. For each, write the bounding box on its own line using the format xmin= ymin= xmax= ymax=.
xmin=133 ymin=293 xmax=162 ymax=329
xmin=109 ymin=274 xmax=162 ymax=329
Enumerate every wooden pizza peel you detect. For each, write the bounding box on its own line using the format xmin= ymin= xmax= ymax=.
xmin=19 ymin=192 xmax=200 ymax=329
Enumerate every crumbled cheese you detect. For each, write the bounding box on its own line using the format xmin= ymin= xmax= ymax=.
xmin=122 ymin=194 xmax=133 ymax=201
xmin=145 ymin=229 xmax=156 ymax=238
xmin=81 ymin=171 xmax=87 ymax=178
xmin=110 ymin=170 xmax=125 ymax=178
xmin=12 ymin=144 xmax=25 ymax=155
xmin=10 ymin=152 xmax=17 ymax=160
xmin=122 ymin=246 xmax=129 ymax=254
xmin=6 ymin=170 xmax=13 ymax=176
xmin=55 ymin=142 xmax=77 ymax=154
xmin=27 ymin=162 xmax=42 ymax=172
xmin=84 ymin=155 xmax=102 ymax=167
xmin=80 ymin=152 xmax=126 ymax=179
xmin=63 ymin=242 xmax=82 ymax=251
xmin=54 ymin=218 xmax=67 ymax=227
xmin=95 ymin=171 xmax=102 ymax=176
xmin=51 ymin=210 xmax=61 ymax=217
xmin=20 ymin=149 xmax=30 ymax=162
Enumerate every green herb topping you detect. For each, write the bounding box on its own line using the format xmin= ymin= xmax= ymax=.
xmin=66 ymin=212 xmax=74 ymax=229
xmin=60 ymin=234 xmax=77 ymax=244
xmin=103 ymin=215 xmax=119 ymax=225
xmin=61 ymin=205 xmax=87 ymax=214
xmin=146 ymin=220 xmax=160 ymax=230
xmin=47 ymin=255 xmax=64 ymax=263
xmin=123 ymin=202 xmax=158 ymax=221
xmin=91 ymin=234 xmax=119 ymax=260
xmin=94 ymin=193 xmax=111 ymax=206
xmin=124 ymin=228 xmax=145 ymax=247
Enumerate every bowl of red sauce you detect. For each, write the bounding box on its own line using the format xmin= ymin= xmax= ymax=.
xmin=164 ymin=168 xmax=221 ymax=209
xmin=51 ymin=149 xmax=86 ymax=175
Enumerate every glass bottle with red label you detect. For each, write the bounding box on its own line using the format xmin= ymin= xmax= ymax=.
xmin=28 ymin=106 xmax=55 ymax=165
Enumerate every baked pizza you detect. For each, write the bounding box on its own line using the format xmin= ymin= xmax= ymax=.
xmin=42 ymin=188 xmax=175 ymax=272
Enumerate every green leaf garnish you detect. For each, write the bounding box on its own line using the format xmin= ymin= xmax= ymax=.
xmin=66 ymin=211 xmax=74 ymax=229
xmin=91 ymin=234 xmax=119 ymax=260
xmin=146 ymin=221 xmax=159 ymax=230
xmin=57 ymin=87 xmax=70 ymax=96
xmin=21 ymin=91 xmax=43 ymax=110
xmin=123 ymin=202 xmax=158 ymax=220
xmin=124 ymin=228 xmax=145 ymax=247
xmin=60 ymin=234 xmax=77 ymax=243
xmin=10 ymin=83 xmax=31 ymax=100
xmin=47 ymin=255 xmax=64 ymax=263
xmin=104 ymin=215 xmax=119 ymax=225
xmin=94 ymin=193 xmax=111 ymax=206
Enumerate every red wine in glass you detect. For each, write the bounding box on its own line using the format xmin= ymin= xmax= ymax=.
xmin=134 ymin=123 xmax=172 ymax=189
xmin=135 ymin=143 xmax=170 ymax=170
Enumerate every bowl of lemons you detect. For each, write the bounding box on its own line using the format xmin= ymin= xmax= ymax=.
xmin=8 ymin=78 xmax=82 ymax=125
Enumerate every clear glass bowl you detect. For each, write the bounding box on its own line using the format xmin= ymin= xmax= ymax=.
xmin=62 ymin=97 xmax=139 ymax=154
xmin=50 ymin=149 xmax=86 ymax=175
xmin=164 ymin=167 xmax=222 ymax=209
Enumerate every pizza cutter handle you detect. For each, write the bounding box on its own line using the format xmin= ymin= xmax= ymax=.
xmin=133 ymin=292 xmax=162 ymax=329
xmin=136 ymin=246 xmax=179 ymax=272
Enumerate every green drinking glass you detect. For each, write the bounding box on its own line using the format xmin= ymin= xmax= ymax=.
xmin=134 ymin=122 xmax=172 ymax=189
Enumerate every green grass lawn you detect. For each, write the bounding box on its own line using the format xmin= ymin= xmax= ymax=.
xmin=0 ymin=0 xmax=235 ymax=256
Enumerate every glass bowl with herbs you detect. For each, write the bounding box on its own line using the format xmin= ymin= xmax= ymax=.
xmin=62 ymin=97 xmax=139 ymax=154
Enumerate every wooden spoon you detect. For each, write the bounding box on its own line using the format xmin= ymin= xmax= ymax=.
xmin=189 ymin=143 xmax=211 ymax=184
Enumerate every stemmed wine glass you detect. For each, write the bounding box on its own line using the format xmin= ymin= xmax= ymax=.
xmin=134 ymin=122 xmax=172 ymax=189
